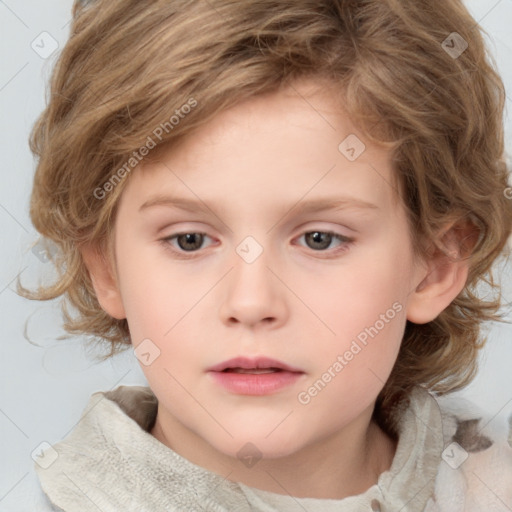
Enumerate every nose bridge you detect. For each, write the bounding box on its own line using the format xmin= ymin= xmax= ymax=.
xmin=232 ymin=234 xmax=274 ymax=297
xmin=219 ymin=234 xmax=287 ymax=327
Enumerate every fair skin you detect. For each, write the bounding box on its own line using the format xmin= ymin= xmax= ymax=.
xmin=82 ymin=78 xmax=471 ymax=500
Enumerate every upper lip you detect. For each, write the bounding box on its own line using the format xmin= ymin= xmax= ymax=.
xmin=207 ymin=356 xmax=304 ymax=373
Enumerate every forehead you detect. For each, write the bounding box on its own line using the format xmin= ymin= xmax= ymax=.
xmin=123 ymin=78 xmax=402 ymax=216
xmin=167 ymin=78 xmax=390 ymax=162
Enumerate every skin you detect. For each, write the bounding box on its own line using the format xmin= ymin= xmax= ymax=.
xmin=83 ymin=78 xmax=472 ymax=500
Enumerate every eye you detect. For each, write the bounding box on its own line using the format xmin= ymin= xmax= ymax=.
xmin=295 ymin=230 xmax=353 ymax=254
xmin=159 ymin=230 xmax=354 ymax=259
xmin=162 ymin=232 xmax=213 ymax=253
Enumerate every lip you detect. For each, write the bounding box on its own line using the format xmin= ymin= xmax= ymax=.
xmin=207 ymin=356 xmax=304 ymax=373
xmin=207 ymin=356 xmax=305 ymax=396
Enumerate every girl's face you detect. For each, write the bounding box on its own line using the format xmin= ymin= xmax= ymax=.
xmin=108 ymin=79 xmax=425 ymax=465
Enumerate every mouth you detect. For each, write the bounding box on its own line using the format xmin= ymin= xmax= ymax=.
xmin=207 ymin=356 xmax=304 ymax=374
xmin=207 ymin=356 xmax=305 ymax=395
xmin=220 ymin=367 xmax=285 ymax=374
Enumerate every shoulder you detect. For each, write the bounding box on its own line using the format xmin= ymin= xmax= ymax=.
xmin=429 ymin=392 xmax=512 ymax=511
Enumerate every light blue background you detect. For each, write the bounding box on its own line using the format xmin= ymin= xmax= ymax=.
xmin=1 ymin=1 xmax=512 ymax=508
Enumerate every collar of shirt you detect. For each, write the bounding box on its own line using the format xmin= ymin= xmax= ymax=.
xmin=35 ymin=385 xmax=443 ymax=512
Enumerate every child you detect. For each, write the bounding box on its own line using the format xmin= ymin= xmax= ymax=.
xmin=21 ymin=0 xmax=512 ymax=510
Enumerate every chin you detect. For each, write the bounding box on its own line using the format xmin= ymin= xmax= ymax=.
xmin=210 ymin=431 xmax=307 ymax=462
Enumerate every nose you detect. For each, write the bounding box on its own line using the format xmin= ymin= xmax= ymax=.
xmin=218 ymin=246 xmax=288 ymax=330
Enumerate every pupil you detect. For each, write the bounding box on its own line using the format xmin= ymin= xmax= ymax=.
xmin=178 ymin=233 xmax=202 ymax=251
xmin=307 ymin=231 xmax=331 ymax=250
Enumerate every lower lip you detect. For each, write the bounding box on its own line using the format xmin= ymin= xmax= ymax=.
xmin=208 ymin=370 xmax=304 ymax=395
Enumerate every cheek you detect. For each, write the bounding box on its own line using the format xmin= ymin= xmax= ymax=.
xmin=114 ymin=236 xmax=215 ymax=364
xmin=114 ymin=236 xmax=174 ymax=341
xmin=305 ymin=239 xmax=411 ymax=332
xmin=299 ymin=236 xmax=411 ymax=379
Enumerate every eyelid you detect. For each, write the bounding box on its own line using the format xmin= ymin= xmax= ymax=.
xmin=159 ymin=231 xmax=215 ymax=260
xmin=163 ymin=231 xmax=215 ymax=248
xmin=292 ymin=230 xmax=354 ymax=254
xmin=159 ymin=227 xmax=355 ymax=258
xmin=158 ymin=223 xmax=353 ymax=242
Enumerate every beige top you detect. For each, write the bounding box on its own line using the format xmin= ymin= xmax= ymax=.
xmin=34 ymin=384 xmax=512 ymax=512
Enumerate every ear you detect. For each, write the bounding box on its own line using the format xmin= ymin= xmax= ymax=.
xmin=406 ymin=219 xmax=479 ymax=324
xmin=80 ymin=242 xmax=126 ymax=320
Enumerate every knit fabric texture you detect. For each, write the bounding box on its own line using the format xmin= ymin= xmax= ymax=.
xmin=34 ymin=385 xmax=512 ymax=512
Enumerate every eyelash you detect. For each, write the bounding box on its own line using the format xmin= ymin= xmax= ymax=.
xmin=159 ymin=230 xmax=354 ymax=259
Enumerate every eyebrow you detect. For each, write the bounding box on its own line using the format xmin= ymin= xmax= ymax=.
xmin=139 ymin=195 xmax=380 ymax=215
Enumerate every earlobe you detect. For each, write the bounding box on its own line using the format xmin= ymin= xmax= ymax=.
xmin=406 ymin=220 xmax=477 ymax=324
xmin=406 ymin=256 xmax=468 ymax=324
xmin=80 ymin=243 xmax=126 ymax=320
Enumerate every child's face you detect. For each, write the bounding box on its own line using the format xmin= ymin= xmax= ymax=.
xmin=109 ymin=79 xmax=426 ymax=460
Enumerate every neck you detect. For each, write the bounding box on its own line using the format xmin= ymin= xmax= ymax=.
xmin=151 ymin=405 xmax=397 ymax=500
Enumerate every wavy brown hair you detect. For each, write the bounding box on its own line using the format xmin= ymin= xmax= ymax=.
xmin=19 ymin=0 xmax=512 ymax=437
